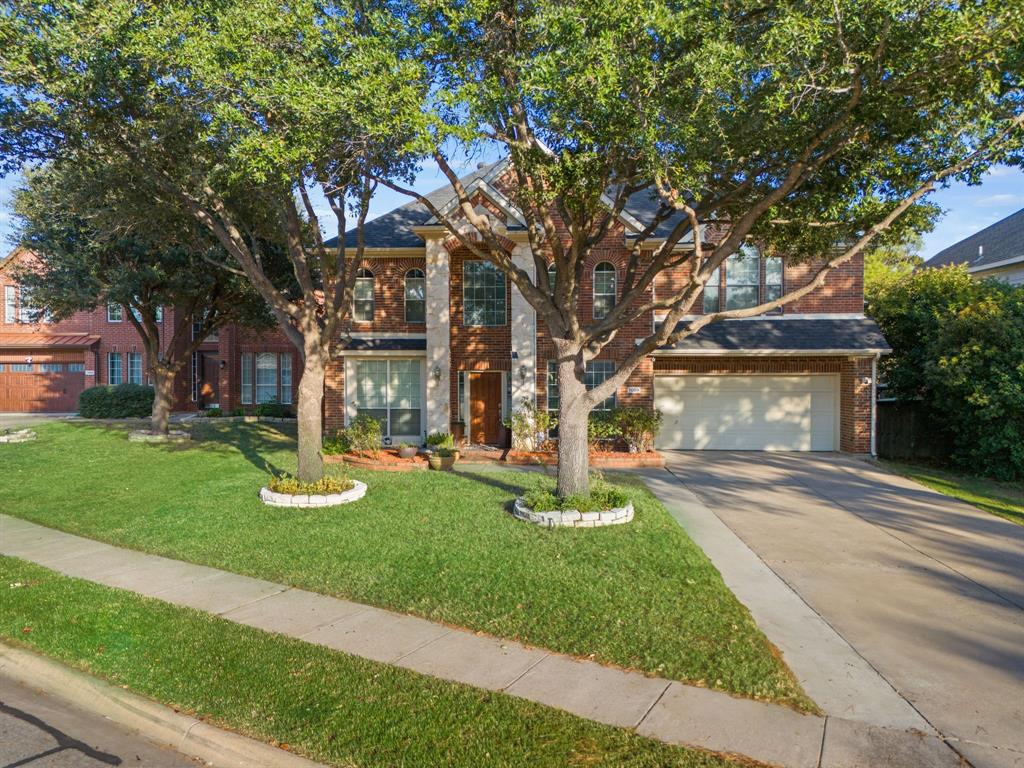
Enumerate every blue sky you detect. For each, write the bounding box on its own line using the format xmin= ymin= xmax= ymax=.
xmin=3 ymin=163 xmax=1021 ymax=261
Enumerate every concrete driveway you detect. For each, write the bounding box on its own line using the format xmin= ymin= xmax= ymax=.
xmin=659 ymin=451 xmax=1024 ymax=768
xmin=0 ymin=412 xmax=74 ymax=430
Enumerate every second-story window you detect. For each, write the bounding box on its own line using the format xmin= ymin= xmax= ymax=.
xmin=725 ymin=247 xmax=760 ymax=310
xmin=703 ymin=267 xmax=721 ymax=313
xmin=547 ymin=263 xmax=557 ymax=292
xmin=18 ymin=285 xmax=36 ymax=323
xmin=4 ymin=286 xmax=15 ymax=323
xmin=353 ymin=268 xmax=374 ymax=322
xmin=107 ymin=303 xmax=123 ymax=323
xmin=593 ymin=262 xmax=617 ymax=319
xmin=463 ymin=260 xmax=505 ymax=326
xmin=765 ymin=256 xmax=783 ymax=303
xmin=404 ymin=268 xmax=425 ymax=323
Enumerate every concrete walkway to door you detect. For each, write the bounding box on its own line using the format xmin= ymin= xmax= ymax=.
xmin=654 ymin=452 xmax=1024 ymax=768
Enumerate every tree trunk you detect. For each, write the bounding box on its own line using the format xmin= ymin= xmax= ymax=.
xmin=150 ymin=367 xmax=176 ymax=436
xmin=555 ymin=354 xmax=591 ymax=497
xmin=296 ymin=351 xmax=326 ymax=483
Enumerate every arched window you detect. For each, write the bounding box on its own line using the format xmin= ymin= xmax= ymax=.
xmin=547 ymin=263 xmax=557 ymax=293
xmin=593 ymin=262 xmax=616 ymax=319
xmin=353 ymin=268 xmax=374 ymax=322
xmin=404 ymin=268 xmax=426 ymax=323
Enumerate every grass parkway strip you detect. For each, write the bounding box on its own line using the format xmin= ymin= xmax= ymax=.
xmin=0 ymin=420 xmax=811 ymax=710
xmin=0 ymin=555 xmax=754 ymax=768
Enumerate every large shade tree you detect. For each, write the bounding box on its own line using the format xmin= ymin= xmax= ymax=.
xmin=0 ymin=0 xmax=424 ymax=480
xmin=378 ymin=0 xmax=1024 ymax=496
xmin=12 ymin=158 xmax=275 ymax=434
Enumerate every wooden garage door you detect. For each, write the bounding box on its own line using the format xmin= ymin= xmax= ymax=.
xmin=0 ymin=365 xmax=85 ymax=413
xmin=654 ymin=374 xmax=838 ymax=451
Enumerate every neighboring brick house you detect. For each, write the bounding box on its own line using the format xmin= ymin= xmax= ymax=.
xmin=926 ymin=207 xmax=1024 ymax=286
xmin=322 ymin=160 xmax=889 ymax=454
xmin=0 ymin=247 xmax=298 ymax=413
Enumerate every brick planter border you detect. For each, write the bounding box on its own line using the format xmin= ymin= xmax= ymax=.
xmin=511 ymin=497 xmax=634 ymax=528
xmin=0 ymin=429 xmax=36 ymax=444
xmin=259 ymin=479 xmax=367 ymax=508
xmin=324 ymin=452 xmax=427 ymax=472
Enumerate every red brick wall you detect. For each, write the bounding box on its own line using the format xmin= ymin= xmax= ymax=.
xmin=341 ymin=257 xmax=428 ymax=335
xmin=840 ymin=356 xmax=872 ymax=453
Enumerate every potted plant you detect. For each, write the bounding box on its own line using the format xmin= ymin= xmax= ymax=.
xmin=397 ymin=442 xmax=418 ymax=459
xmin=427 ymin=447 xmax=457 ymax=471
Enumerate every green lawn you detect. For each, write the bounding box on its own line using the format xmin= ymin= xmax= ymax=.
xmin=0 ymin=556 xmax=750 ymax=768
xmin=0 ymin=421 xmax=811 ymax=710
xmin=879 ymin=460 xmax=1024 ymax=526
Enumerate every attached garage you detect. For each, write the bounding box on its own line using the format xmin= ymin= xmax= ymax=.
xmin=0 ymin=333 xmax=98 ymax=413
xmin=654 ymin=374 xmax=839 ymax=451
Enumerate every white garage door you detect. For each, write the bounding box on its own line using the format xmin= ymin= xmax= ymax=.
xmin=654 ymin=374 xmax=838 ymax=451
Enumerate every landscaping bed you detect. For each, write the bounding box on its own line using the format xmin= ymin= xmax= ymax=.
xmin=325 ymin=449 xmax=427 ymax=472
xmin=0 ymin=556 xmax=744 ymax=768
xmin=0 ymin=421 xmax=813 ymax=710
xmin=505 ymin=450 xmax=665 ymax=468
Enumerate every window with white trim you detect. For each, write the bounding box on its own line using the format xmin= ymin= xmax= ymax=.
xmin=127 ymin=352 xmax=143 ymax=385
xmin=765 ymin=256 xmax=784 ymax=303
xmin=240 ymin=352 xmax=254 ymax=404
xmin=593 ymin=262 xmax=617 ymax=319
xmin=107 ymin=353 xmax=123 ymax=385
xmin=547 ymin=263 xmax=557 ymax=292
xmin=584 ymin=360 xmax=617 ymax=411
xmin=463 ymin=261 xmax=505 ymax=326
xmin=546 ymin=361 xmax=560 ymax=436
xmin=107 ymin=304 xmax=123 ymax=323
xmin=353 ymin=268 xmax=374 ymax=322
xmin=702 ymin=267 xmax=721 ymax=313
xmin=404 ymin=268 xmax=425 ymax=323
xmin=280 ymin=353 xmax=293 ymax=405
xmin=256 ymin=352 xmax=278 ymax=404
xmin=355 ymin=359 xmax=422 ymax=437
xmin=725 ymin=247 xmax=760 ymax=310
xmin=3 ymin=286 xmax=15 ymax=323
xmin=18 ymin=285 xmax=36 ymax=323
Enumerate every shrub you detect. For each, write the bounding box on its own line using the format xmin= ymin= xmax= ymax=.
xmin=204 ymin=407 xmax=223 ymax=418
xmin=504 ymin=398 xmax=556 ymax=450
xmin=230 ymin=407 xmax=245 ymax=417
xmin=254 ymin=398 xmax=288 ymax=418
xmin=869 ymin=265 xmax=1024 ymax=479
xmin=78 ymin=384 xmax=154 ymax=418
xmin=267 ymin=473 xmax=354 ymax=495
xmin=615 ymin=407 xmax=662 ymax=453
xmin=587 ymin=411 xmax=621 ymax=450
xmin=329 ymin=415 xmax=382 ymax=457
xmin=522 ymin=476 xmax=629 ymax=513
xmin=425 ymin=431 xmax=454 ymax=449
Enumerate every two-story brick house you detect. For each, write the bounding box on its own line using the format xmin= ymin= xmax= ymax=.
xmin=321 ymin=161 xmax=889 ymax=454
xmin=1 ymin=247 xmax=299 ymax=414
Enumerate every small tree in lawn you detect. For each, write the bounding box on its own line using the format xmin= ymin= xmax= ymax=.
xmin=0 ymin=0 xmax=425 ymax=480
xmin=385 ymin=0 xmax=1024 ymax=497
xmin=12 ymin=158 xmax=275 ymax=434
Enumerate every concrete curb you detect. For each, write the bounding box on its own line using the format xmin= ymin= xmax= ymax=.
xmin=0 ymin=642 xmax=327 ymax=768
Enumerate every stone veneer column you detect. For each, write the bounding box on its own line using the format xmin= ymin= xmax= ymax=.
xmin=424 ymin=238 xmax=452 ymax=434
xmin=510 ymin=243 xmax=537 ymax=414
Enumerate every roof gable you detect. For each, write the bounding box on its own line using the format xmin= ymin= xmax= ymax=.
xmin=927 ymin=207 xmax=1024 ymax=271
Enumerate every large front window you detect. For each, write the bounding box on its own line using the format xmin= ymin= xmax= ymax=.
xmin=584 ymin=360 xmax=617 ymax=411
xmin=463 ymin=261 xmax=505 ymax=326
xmin=353 ymin=268 xmax=374 ymax=322
xmin=107 ymin=353 xmax=123 ymax=385
xmin=404 ymin=269 xmax=425 ymax=323
xmin=240 ymin=352 xmax=253 ymax=404
xmin=127 ymin=352 xmax=143 ymax=385
xmin=256 ymin=352 xmax=278 ymax=404
xmin=355 ymin=359 xmax=422 ymax=437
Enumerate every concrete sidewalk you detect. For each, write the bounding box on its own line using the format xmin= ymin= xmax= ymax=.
xmin=1 ymin=513 xmax=961 ymax=768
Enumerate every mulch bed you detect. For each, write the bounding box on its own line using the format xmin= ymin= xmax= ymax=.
xmin=504 ymin=450 xmax=664 ymax=468
xmin=324 ymin=449 xmax=427 ymax=472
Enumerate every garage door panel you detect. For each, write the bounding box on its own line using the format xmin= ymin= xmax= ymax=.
xmin=654 ymin=374 xmax=837 ymax=451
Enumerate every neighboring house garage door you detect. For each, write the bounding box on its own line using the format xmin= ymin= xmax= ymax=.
xmin=654 ymin=374 xmax=838 ymax=451
xmin=0 ymin=363 xmax=85 ymax=413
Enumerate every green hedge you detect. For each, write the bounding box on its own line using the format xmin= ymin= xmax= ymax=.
xmin=78 ymin=383 xmax=154 ymax=418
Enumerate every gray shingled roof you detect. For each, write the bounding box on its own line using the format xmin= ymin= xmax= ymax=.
xmin=659 ymin=318 xmax=890 ymax=354
xmin=926 ymin=208 xmax=1024 ymax=271
xmin=325 ymin=162 xmax=505 ymax=249
xmin=338 ymin=337 xmax=427 ymax=351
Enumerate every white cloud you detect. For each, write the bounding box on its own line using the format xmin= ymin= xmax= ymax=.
xmin=975 ymin=193 xmax=1024 ymax=207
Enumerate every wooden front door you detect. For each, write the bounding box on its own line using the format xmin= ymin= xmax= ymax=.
xmin=199 ymin=354 xmax=220 ymax=407
xmin=469 ymin=372 xmax=502 ymax=445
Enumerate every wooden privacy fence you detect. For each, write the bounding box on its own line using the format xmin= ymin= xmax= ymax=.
xmin=876 ymin=400 xmax=952 ymax=461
